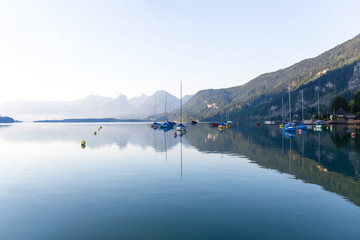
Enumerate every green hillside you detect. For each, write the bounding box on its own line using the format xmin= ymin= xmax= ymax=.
xmin=180 ymin=34 xmax=360 ymax=121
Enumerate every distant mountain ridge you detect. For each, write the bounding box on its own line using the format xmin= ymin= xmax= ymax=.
xmin=0 ymin=91 xmax=193 ymax=121
xmin=180 ymin=33 xmax=360 ymax=121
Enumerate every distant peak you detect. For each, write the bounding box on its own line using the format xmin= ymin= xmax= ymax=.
xmin=115 ymin=94 xmax=127 ymax=100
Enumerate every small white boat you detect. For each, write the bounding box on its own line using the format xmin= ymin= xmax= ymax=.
xmin=314 ymin=120 xmax=322 ymax=131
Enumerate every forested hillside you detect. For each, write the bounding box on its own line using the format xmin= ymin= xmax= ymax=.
xmin=179 ymin=34 xmax=360 ymax=121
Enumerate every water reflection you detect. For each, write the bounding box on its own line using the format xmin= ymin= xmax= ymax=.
xmin=0 ymin=122 xmax=360 ymax=206
xmin=185 ymin=123 xmax=360 ymax=206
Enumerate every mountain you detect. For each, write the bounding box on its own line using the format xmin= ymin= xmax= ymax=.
xmin=131 ymin=90 xmax=181 ymax=119
xmin=102 ymin=94 xmax=132 ymax=115
xmin=128 ymin=94 xmax=149 ymax=108
xmin=182 ymin=94 xmax=193 ymax=105
xmin=181 ymin=34 xmax=360 ymax=121
xmin=0 ymin=91 xmax=184 ymax=121
xmin=0 ymin=116 xmax=15 ymax=123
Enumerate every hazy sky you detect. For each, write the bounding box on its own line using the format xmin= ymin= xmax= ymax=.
xmin=1 ymin=0 xmax=360 ymax=105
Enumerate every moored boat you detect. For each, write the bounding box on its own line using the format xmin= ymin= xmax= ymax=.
xmin=218 ymin=123 xmax=226 ymax=131
xmin=176 ymin=80 xmax=187 ymax=133
xmin=176 ymin=123 xmax=186 ymax=132
xmin=226 ymin=121 xmax=233 ymax=128
xmin=283 ymin=122 xmax=296 ymax=132
xmin=210 ymin=122 xmax=220 ymax=127
xmin=296 ymin=122 xmax=307 ymax=130
xmin=314 ymin=120 xmax=323 ymax=131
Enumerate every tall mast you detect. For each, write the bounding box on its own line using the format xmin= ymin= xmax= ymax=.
xmin=164 ymin=92 xmax=167 ymax=122
xmin=282 ymin=97 xmax=284 ymax=123
xmin=301 ymin=90 xmax=304 ymax=122
xmin=289 ymin=84 xmax=291 ymax=123
xmin=180 ymin=80 xmax=182 ymax=123
xmin=318 ymin=91 xmax=320 ymax=120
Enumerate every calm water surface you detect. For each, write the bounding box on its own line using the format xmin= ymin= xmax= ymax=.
xmin=0 ymin=122 xmax=359 ymax=239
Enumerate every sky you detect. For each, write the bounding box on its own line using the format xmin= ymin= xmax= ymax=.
xmin=1 ymin=0 xmax=360 ymax=105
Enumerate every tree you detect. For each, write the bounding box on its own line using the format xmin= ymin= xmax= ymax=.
xmin=353 ymin=91 xmax=360 ymax=114
xmin=331 ymin=96 xmax=349 ymax=112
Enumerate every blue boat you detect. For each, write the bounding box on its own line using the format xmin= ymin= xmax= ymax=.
xmin=165 ymin=120 xmax=176 ymax=126
xmin=283 ymin=123 xmax=296 ymax=132
xmin=283 ymin=131 xmax=295 ymax=139
xmin=176 ymin=123 xmax=186 ymax=132
xmin=151 ymin=122 xmax=161 ymax=129
xmin=296 ymin=123 xmax=307 ymax=130
xmin=283 ymin=85 xmax=296 ymax=132
xmin=159 ymin=122 xmax=174 ymax=129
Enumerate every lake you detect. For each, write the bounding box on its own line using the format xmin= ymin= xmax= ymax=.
xmin=0 ymin=122 xmax=359 ymax=239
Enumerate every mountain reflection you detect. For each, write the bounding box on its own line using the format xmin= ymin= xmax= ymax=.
xmin=184 ymin=123 xmax=360 ymax=206
xmin=0 ymin=122 xmax=359 ymax=206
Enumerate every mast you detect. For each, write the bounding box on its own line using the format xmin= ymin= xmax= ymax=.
xmin=289 ymin=84 xmax=291 ymax=123
xmin=180 ymin=80 xmax=182 ymax=123
xmin=282 ymin=98 xmax=284 ymax=123
xmin=317 ymin=91 xmax=320 ymax=120
xmin=164 ymin=92 xmax=167 ymax=122
xmin=301 ymin=90 xmax=304 ymax=122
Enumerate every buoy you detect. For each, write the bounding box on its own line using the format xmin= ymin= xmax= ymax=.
xmin=299 ymin=129 xmax=302 ymax=134
xmin=94 ymin=131 xmax=97 ymax=135
xmin=351 ymin=132 xmax=356 ymax=138
xmin=100 ymin=126 xmax=102 ymax=129
xmin=256 ymin=122 xmax=260 ymax=127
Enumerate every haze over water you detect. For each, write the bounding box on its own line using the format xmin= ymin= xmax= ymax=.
xmin=0 ymin=122 xmax=359 ymax=239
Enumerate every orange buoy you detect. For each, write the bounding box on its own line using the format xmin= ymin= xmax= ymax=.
xmin=299 ymin=129 xmax=302 ymax=134
xmin=351 ymin=132 xmax=356 ymax=138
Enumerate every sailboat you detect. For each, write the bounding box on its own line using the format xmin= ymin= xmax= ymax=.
xmin=297 ymin=90 xmax=307 ymax=131
xmin=176 ymin=81 xmax=186 ymax=132
xmin=159 ymin=93 xmax=174 ymax=130
xmin=218 ymin=109 xmax=226 ymax=131
xmin=280 ymin=98 xmax=285 ymax=128
xmin=283 ymin=84 xmax=296 ymax=132
xmin=236 ymin=106 xmax=242 ymax=125
xmin=151 ymin=95 xmax=160 ymax=129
